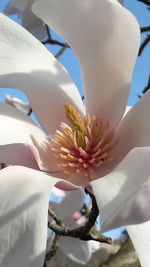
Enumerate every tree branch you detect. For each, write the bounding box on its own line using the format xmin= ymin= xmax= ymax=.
xmin=141 ymin=25 xmax=150 ymax=33
xmin=138 ymin=34 xmax=150 ymax=55
xmin=48 ymin=190 xmax=112 ymax=245
xmin=43 ymin=234 xmax=60 ymax=267
xmin=142 ymin=74 xmax=150 ymax=94
xmin=137 ymin=0 xmax=150 ymax=6
xmin=55 ymin=45 xmax=68 ymax=59
xmin=27 ymin=108 xmax=32 ymax=116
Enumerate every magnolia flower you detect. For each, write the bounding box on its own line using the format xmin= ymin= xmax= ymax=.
xmin=0 ymin=0 xmax=150 ymax=266
xmin=48 ymin=189 xmax=100 ymax=264
xmin=4 ymin=0 xmax=47 ymax=40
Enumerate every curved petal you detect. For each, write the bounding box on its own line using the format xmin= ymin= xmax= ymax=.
xmin=91 ymin=148 xmax=150 ymax=233
xmin=32 ymin=0 xmax=140 ymax=128
xmin=5 ymin=94 xmax=31 ymax=112
xmin=5 ymin=0 xmax=47 ymax=40
xmin=0 ymin=14 xmax=84 ymax=135
xmin=60 ymin=237 xmax=100 ymax=264
xmin=4 ymin=0 xmax=47 ymax=40
xmin=21 ymin=6 xmax=47 ymax=40
xmin=127 ymin=221 xmax=150 ymax=267
xmin=0 ymin=165 xmax=60 ymax=267
xmin=4 ymin=0 xmax=29 ymax=13
xmin=0 ymin=103 xmax=59 ymax=172
xmin=0 ymin=144 xmax=39 ymax=169
xmin=115 ymin=91 xmax=150 ymax=163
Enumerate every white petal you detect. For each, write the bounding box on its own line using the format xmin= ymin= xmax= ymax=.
xmin=0 ymin=165 xmax=59 ymax=267
xmin=115 ymin=91 xmax=150 ymax=163
xmin=5 ymin=94 xmax=31 ymax=112
xmin=0 ymin=14 xmax=84 ymax=135
xmin=21 ymin=6 xmax=47 ymax=40
xmin=91 ymin=148 xmax=150 ymax=233
xmin=60 ymin=237 xmax=100 ymax=264
xmin=0 ymin=103 xmax=60 ymax=173
xmin=32 ymin=0 xmax=140 ymax=128
xmin=53 ymin=189 xmax=85 ymax=223
xmin=4 ymin=0 xmax=47 ymax=40
xmin=4 ymin=0 xmax=29 ymax=13
xmin=127 ymin=221 xmax=150 ymax=267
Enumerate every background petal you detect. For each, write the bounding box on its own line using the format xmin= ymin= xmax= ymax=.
xmin=91 ymin=148 xmax=150 ymax=233
xmin=54 ymin=189 xmax=85 ymax=218
xmin=4 ymin=0 xmax=47 ymax=40
xmin=5 ymin=94 xmax=31 ymax=112
xmin=0 ymin=165 xmax=59 ymax=267
xmin=51 ymin=190 xmax=100 ymax=264
xmin=0 ymin=14 xmax=84 ymax=135
xmin=60 ymin=237 xmax=100 ymax=265
xmin=127 ymin=221 xmax=150 ymax=267
xmin=32 ymin=0 xmax=140 ymax=128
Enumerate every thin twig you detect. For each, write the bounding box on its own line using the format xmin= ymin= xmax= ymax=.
xmin=48 ymin=208 xmax=64 ymax=227
xmin=43 ymin=207 xmax=62 ymax=266
xmin=44 ymin=25 xmax=65 ymax=46
xmin=27 ymin=108 xmax=32 ymax=116
xmin=142 ymin=74 xmax=150 ymax=94
xmin=48 ymin=191 xmax=112 ymax=245
xmin=45 ymin=25 xmax=51 ymax=40
xmin=141 ymin=26 xmax=150 ymax=33
xmin=137 ymin=0 xmax=150 ymax=6
xmin=48 ymin=221 xmax=112 ymax=244
xmin=43 ymin=234 xmax=60 ymax=267
xmin=44 ymin=189 xmax=111 ymax=266
xmin=42 ymin=38 xmax=68 ymax=47
xmin=138 ymin=34 xmax=150 ymax=55
xmin=0 ymin=163 xmax=6 ymax=169
xmin=55 ymin=45 xmax=68 ymax=59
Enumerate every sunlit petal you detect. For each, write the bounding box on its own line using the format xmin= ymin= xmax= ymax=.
xmin=0 ymin=165 xmax=60 ymax=267
xmin=91 ymin=148 xmax=150 ymax=233
xmin=0 ymin=14 xmax=84 ymax=135
xmin=127 ymin=221 xmax=150 ymax=267
xmin=32 ymin=0 xmax=140 ymax=128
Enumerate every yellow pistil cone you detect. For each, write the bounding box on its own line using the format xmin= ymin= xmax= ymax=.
xmin=64 ymin=104 xmax=87 ymax=149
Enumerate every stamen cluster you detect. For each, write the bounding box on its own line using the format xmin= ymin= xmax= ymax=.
xmin=50 ymin=105 xmax=117 ymax=176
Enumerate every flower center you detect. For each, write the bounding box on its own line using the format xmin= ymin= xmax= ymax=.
xmin=50 ymin=104 xmax=117 ymax=176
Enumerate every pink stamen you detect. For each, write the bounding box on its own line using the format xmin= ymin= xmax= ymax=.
xmin=78 ymin=158 xmax=85 ymax=163
xmin=88 ymin=158 xmax=96 ymax=164
xmin=79 ymin=147 xmax=89 ymax=158
xmin=50 ymin=110 xmax=117 ymax=177
xmin=84 ymin=136 xmax=90 ymax=150
xmin=83 ymin=163 xmax=88 ymax=169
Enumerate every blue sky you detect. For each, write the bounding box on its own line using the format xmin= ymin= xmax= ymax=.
xmin=0 ymin=0 xmax=149 ymax=241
